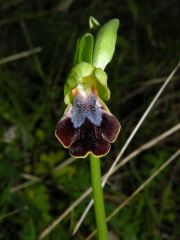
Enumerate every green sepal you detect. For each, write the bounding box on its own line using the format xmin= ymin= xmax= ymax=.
xmin=74 ymin=33 xmax=94 ymax=65
xmin=94 ymin=68 xmax=110 ymax=100
xmin=93 ymin=19 xmax=119 ymax=70
xmin=64 ymin=62 xmax=95 ymax=104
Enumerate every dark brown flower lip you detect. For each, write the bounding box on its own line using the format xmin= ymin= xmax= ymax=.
xmin=55 ymin=90 xmax=121 ymax=158
xmin=69 ymin=118 xmax=111 ymax=158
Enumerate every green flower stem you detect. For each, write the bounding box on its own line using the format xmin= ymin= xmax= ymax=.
xmin=90 ymin=155 xmax=108 ymax=240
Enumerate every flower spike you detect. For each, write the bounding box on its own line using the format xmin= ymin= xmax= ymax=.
xmin=55 ymin=18 xmax=121 ymax=158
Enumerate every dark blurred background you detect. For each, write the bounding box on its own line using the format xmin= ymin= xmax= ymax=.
xmin=0 ymin=0 xmax=179 ymax=239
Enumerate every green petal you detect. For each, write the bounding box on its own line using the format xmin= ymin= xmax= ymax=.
xmin=64 ymin=62 xmax=95 ymax=104
xmin=94 ymin=68 xmax=110 ymax=101
xmin=74 ymin=33 xmax=94 ymax=65
xmin=93 ymin=19 xmax=119 ymax=70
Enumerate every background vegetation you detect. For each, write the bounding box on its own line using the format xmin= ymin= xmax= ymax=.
xmin=0 ymin=0 xmax=179 ymax=239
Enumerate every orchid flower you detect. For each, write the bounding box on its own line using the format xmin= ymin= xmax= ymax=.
xmin=55 ymin=18 xmax=121 ymax=158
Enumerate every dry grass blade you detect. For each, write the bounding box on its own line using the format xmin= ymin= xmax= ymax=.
xmin=10 ymin=158 xmax=76 ymax=194
xmin=112 ymin=123 xmax=180 ymax=176
xmin=0 ymin=47 xmax=42 ymax=64
xmin=72 ymin=62 xmax=180 ymax=234
xmin=0 ymin=209 xmax=20 ymax=221
xmin=40 ymin=122 xmax=180 ymax=239
xmin=52 ymin=157 xmax=77 ymax=173
xmin=9 ymin=179 xmax=41 ymax=193
xmin=86 ymin=148 xmax=180 ymax=240
xmin=120 ymin=75 xmax=179 ymax=104
xmin=38 ymin=188 xmax=92 ymax=240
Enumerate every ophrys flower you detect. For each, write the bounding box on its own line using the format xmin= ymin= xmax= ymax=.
xmin=55 ymin=86 xmax=120 ymax=157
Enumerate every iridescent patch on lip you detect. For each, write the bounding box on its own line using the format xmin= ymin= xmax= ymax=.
xmin=55 ymin=89 xmax=121 ymax=158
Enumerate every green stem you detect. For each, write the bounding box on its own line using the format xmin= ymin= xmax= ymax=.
xmin=90 ymin=155 xmax=108 ymax=240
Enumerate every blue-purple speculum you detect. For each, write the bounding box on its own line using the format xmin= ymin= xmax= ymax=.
xmin=55 ymin=18 xmax=121 ymax=158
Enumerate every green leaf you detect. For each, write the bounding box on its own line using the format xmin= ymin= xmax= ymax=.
xmin=89 ymin=16 xmax=100 ymax=29
xmin=74 ymin=33 xmax=94 ymax=65
xmin=93 ymin=19 xmax=119 ymax=70
xmin=20 ymin=219 xmax=36 ymax=240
